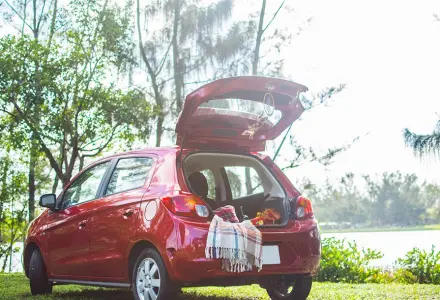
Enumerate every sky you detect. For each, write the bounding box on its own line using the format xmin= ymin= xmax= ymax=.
xmin=2 ymin=0 xmax=440 ymax=188
xmin=244 ymin=0 xmax=440 ymax=187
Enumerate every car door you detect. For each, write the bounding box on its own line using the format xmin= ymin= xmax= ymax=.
xmin=45 ymin=161 xmax=111 ymax=277
xmin=87 ymin=156 xmax=155 ymax=279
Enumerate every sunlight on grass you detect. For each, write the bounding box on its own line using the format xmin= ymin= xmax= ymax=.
xmin=2 ymin=274 xmax=440 ymax=300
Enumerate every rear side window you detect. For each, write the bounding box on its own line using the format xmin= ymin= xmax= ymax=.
xmin=224 ymin=166 xmax=264 ymax=199
xmin=200 ymin=169 xmax=216 ymax=199
xmin=105 ymin=157 xmax=153 ymax=195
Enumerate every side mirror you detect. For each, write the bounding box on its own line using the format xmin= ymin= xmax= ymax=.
xmin=39 ymin=194 xmax=57 ymax=210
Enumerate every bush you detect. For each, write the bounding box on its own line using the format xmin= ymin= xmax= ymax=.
xmin=316 ymin=237 xmax=384 ymax=283
xmin=316 ymin=238 xmax=440 ymax=284
xmin=396 ymin=246 xmax=440 ymax=284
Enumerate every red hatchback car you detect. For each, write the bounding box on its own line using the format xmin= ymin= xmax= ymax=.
xmin=24 ymin=76 xmax=321 ymax=300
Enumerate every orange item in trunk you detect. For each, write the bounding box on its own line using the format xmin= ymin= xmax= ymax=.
xmin=251 ymin=208 xmax=281 ymax=225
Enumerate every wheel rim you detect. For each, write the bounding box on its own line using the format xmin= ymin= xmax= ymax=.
xmin=136 ymin=258 xmax=161 ymax=300
xmin=273 ymin=277 xmax=294 ymax=298
xmin=273 ymin=286 xmax=294 ymax=298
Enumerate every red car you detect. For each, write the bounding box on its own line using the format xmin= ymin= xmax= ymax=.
xmin=24 ymin=76 xmax=321 ymax=300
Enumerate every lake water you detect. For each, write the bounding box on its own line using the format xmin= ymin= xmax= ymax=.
xmin=2 ymin=230 xmax=440 ymax=273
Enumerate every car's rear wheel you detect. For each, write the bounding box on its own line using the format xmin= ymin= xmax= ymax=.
xmin=266 ymin=276 xmax=312 ymax=300
xmin=131 ymin=248 xmax=176 ymax=300
xmin=29 ymin=248 xmax=53 ymax=295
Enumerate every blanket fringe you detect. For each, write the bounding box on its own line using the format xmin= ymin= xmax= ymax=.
xmin=206 ymin=246 xmax=262 ymax=272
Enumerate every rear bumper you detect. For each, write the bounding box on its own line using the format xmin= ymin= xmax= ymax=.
xmin=167 ymin=218 xmax=321 ymax=284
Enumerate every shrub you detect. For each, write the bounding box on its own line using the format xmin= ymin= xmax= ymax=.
xmin=393 ymin=268 xmax=417 ymax=284
xmin=316 ymin=237 xmax=384 ymax=283
xmin=396 ymin=246 xmax=440 ymax=284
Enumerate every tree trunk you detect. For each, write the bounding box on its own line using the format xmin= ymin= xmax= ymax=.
xmin=136 ymin=0 xmax=164 ymax=147
xmin=29 ymin=0 xmax=40 ymax=222
xmin=155 ymin=112 xmax=164 ymax=147
xmin=28 ymin=140 xmax=37 ymax=222
xmin=172 ymin=1 xmax=183 ymax=113
xmin=79 ymin=156 xmax=85 ymax=171
xmin=252 ymin=0 xmax=266 ymax=75
xmin=245 ymin=167 xmax=253 ymax=195
xmin=0 ymin=159 xmax=9 ymax=242
xmin=52 ymin=174 xmax=59 ymax=194
xmin=2 ymin=251 xmax=9 ymax=272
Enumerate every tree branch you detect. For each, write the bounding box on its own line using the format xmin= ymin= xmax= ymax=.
xmin=4 ymin=0 xmax=33 ymax=30
xmin=80 ymin=125 xmax=122 ymax=157
xmin=47 ymin=0 xmax=57 ymax=49
xmin=9 ymin=98 xmax=64 ymax=181
xmin=36 ymin=0 xmax=48 ymax=32
xmin=155 ymin=40 xmax=173 ymax=76
xmin=282 ymin=136 xmax=361 ymax=171
xmin=262 ymin=0 xmax=286 ymax=33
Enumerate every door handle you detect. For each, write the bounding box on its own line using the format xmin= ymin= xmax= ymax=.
xmin=78 ymin=220 xmax=87 ymax=228
xmin=123 ymin=209 xmax=134 ymax=218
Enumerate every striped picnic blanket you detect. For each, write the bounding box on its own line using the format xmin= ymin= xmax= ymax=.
xmin=205 ymin=215 xmax=263 ymax=273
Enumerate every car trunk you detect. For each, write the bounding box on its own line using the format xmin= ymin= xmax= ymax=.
xmin=182 ymin=152 xmax=290 ymax=227
xmin=176 ymin=76 xmax=308 ymax=226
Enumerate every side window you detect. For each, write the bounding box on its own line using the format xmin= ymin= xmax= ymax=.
xmin=200 ymin=169 xmax=216 ymax=199
xmin=224 ymin=166 xmax=264 ymax=199
xmin=62 ymin=162 xmax=110 ymax=208
xmin=105 ymin=157 xmax=153 ymax=195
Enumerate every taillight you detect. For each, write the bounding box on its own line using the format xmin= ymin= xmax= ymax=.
xmin=294 ymin=195 xmax=314 ymax=220
xmin=160 ymin=192 xmax=209 ymax=218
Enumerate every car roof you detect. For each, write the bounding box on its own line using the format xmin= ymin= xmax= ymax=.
xmin=89 ymin=146 xmax=267 ymax=167
xmin=90 ymin=146 xmax=179 ymax=163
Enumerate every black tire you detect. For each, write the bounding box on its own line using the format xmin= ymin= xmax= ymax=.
xmin=267 ymin=276 xmax=313 ymax=300
xmin=131 ymin=248 xmax=177 ymax=300
xmin=29 ymin=249 xmax=53 ymax=295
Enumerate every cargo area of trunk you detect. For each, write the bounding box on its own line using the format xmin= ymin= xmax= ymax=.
xmin=183 ymin=152 xmax=289 ymax=226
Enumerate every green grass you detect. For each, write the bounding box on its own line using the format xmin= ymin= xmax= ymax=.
xmin=2 ymin=274 xmax=440 ymax=300
xmin=321 ymin=224 xmax=440 ymax=234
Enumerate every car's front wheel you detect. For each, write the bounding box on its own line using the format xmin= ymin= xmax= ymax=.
xmin=29 ymin=248 xmax=53 ymax=295
xmin=266 ymin=276 xmax=313 ymax=300
xmin=131 ymin=248 xmax=176 ymax=300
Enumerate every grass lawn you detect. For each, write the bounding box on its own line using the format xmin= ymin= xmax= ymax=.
xmin=321 ymin=224 xmax=440 ymax=234
xmin=2 ymin=274 xmax=440 ymax=300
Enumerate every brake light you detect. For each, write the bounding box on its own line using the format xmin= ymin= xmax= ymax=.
xmin=160 ymin=192 xmax=209 ymax=218
xmin=295 ymin=195 xmax=314 ymax=220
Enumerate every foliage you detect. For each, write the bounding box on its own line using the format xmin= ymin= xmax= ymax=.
xmin=403 ymin=124 xmax=440 ymax=160
xmin=316 ymin=237 xmax=384 ymax=283
xmin=0 ymin=27 xmax=155 ymax=186
xmin=0 ymin=155 xmax=28 ymax=272
xmin=316 ymin=238 xmax=440 ymax=285
xmin=396 ymin=246 xmax=440 ymax=284
xmin=403 ymin=15 xmax=440 ymax=160
xmin=309 ymin=171 xmax=440 ymax=229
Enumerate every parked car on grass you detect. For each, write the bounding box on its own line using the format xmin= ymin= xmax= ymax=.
xmin=23 ymin=76 xmax=321 ymax=300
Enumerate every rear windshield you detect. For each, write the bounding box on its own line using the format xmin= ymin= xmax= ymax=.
xmin=184 ymin=152 xmax=285 ymax=201
xmin=197 ymin=98 xmax=283 ymax=126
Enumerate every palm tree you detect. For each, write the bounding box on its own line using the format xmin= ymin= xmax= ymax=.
xmin=403 ymin=120 xmax=440 ymax=158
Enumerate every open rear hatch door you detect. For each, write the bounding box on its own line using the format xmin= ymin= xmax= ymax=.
xmin=175 ymin=76 xmax=308 ymax=152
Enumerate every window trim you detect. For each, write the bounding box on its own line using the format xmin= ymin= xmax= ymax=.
xmin=99 ymin=155 xmax=157 ymax=198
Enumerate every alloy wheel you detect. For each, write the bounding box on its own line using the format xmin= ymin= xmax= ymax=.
xmin=136 ymin=258 xmax=161 ymax=300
